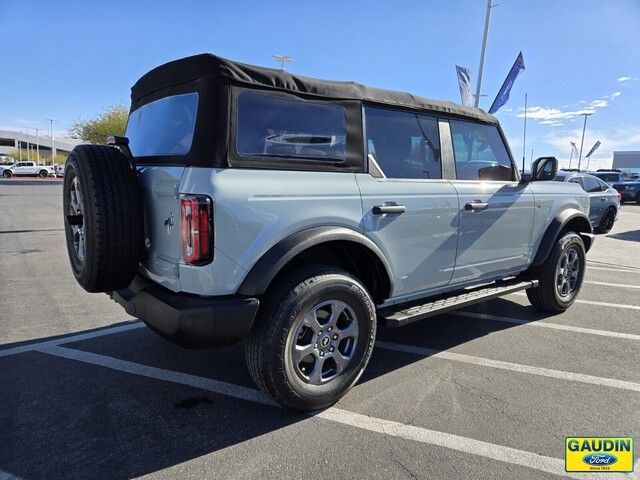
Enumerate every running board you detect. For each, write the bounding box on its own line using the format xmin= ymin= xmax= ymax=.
xmin=380 ymin=280 xmax=538 ymax=328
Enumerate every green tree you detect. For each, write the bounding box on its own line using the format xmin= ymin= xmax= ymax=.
xmin=70 ymin=104 xmax=129 ymax=144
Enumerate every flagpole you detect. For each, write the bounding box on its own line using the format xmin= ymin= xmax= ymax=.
xmin=522 ymin=93 xmax=527 ymax=174
xmin=568 ymin=146 xmax=573 ymax=169
xmin=474 ymin=0 xmax=492 ymax=107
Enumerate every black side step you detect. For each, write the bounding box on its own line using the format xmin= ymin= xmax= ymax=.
xmin=380 ymin=279 xmax=538 ymax=328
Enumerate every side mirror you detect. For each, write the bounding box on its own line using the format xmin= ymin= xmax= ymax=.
xmin=530 ymin=156 xmax=558 ymax=182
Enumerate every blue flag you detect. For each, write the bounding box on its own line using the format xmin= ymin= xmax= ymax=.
xmin=488 ymin=52 xmax=525 ymax=114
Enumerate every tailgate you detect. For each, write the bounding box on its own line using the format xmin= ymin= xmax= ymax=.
xmin=137 ymin=165 xmax=185 ymax=291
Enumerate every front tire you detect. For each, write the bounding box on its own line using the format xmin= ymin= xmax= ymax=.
xmin=526 ymin=232 xmax=586 ymax=312
xmin=2 ymin=170 xmax=12 ymax=178
xmin=38 ymin=169 xmax=48 ymax=178
xmin=245 ymin=266 xmax=376 ymax=411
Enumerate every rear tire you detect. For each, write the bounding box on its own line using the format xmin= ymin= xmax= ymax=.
xmin=526 ymin=232 xmax=585 ymax=312
xmin=245 ymin=266 xmax=376 ymax=411
xmin=2 ymin=170 xmax=12 ymax=178
xmin=63 ymin=144 xmax=144 ymax=293
xmin=595 ymin=207 xmax=616 ymax=234
xmin=38 ymin=169 xmax=48 ymax=178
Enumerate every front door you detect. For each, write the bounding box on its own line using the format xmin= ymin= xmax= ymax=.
xmin=447 ymin=119 xmax=535 ymax=284
xmin=357 ymin=106 xmax=459 ymax=299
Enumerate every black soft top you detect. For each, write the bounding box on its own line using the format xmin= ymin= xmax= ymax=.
xmin=131 ymin=53 xmax=497 ymax=124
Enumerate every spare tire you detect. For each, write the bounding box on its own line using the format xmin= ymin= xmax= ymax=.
xmin=63 ymin=144 xmax=144 ymax=293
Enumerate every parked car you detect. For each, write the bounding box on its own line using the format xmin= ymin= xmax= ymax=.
xmin=1 ymin=161 xmax=55 ymax=178
xmin=63 ymin=53 xmax=594 ymax=411
xmin=555 ymin=171 xmax=620 ymax=233
xmin=611 ymin=179 xmax=640 ymax=204
xmin=53 ymin=164 xmax=65 ymax=177
xmin=591 ymin=170 xmax=625 ymax=185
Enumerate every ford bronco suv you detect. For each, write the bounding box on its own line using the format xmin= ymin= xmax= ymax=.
xmin=63 ymin=54 xmax=593 ymax=411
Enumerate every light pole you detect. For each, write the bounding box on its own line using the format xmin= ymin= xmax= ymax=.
xmin=474 ymin=0 xmax=492 ymax=107
xmin=26 ymin=128 xmax=30 ymax=162
xmin=272 ymin=54 xmax=293 ymax=71
xmin=577 ymin=113 xmax=592 ymax=171
xmin=35 ymin=128 xmax=40 ymax=164
xmin=46 ymin=119 xmax=56 ymax=164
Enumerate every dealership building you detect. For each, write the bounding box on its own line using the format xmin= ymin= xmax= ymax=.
xmin=612 ymin=151 xmax=640 ymax=174
xmin=0 ymin=129 xmax=82 ymax=163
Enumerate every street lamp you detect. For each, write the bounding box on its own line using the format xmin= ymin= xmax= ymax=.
xmin=46 ymin=119 xmax=56 ymax=164
xmin=474 ymin=0 xmax=493 ymax=107
xmin=272 ymin=54 xmax=293 ymax=71
xmin=35 ymin=128 xmax=40 ymax=164
xmin=577 ymin=112 xmax=592 ymax=171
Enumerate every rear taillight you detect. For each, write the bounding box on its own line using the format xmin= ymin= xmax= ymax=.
xmin=181 ymin=195 xmax=213 ymax=265
xmin=617 ymin=192 xmax=622 ymax=202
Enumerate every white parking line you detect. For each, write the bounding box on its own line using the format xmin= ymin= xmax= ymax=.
xmin=33 ymin=344 xmax=629 ymax=480
xmin=585 ymin=280 xmax=640 ymax=290
xmin=587 ymin=265 xmax=640 ymax=273
xmin=512 ymin=292 xmax=640 ymax=311
xmin=454 ymin=311 xmax=640 ymax=341
xmin=0 ymin=322 xmax=145 ymax=358
xmin=375 ymin=341 xmax=640 ymax=393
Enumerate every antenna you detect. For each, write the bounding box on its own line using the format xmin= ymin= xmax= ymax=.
xmin=272 ymin=54 xmax=293 ymax=71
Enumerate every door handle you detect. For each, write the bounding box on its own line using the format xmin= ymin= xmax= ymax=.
xmin=601 ymin=197 xmax=607 ymax=201
xmin=464 ymin=201 xmax=489 ymax=211
xmin=372 ymin=204 xmax=406 ymax=215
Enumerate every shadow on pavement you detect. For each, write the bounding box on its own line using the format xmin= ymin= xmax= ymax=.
xmin=0 ymin=298 xmax=544 ymax=479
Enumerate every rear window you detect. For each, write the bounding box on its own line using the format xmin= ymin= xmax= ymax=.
xmin=236 ymin=91 xmax=347 ymax=163
xmin=126 ymin=93 xmax=198 ymax=157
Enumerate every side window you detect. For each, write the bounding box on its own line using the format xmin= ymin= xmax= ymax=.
xmin=236 ymin=90 xmax=346 ymax=162
xmin=364 ymin=106 xmax=441 ymax=179
xmin=597 ymin=179 xmax=610 ymax=190
xmin=582 ymin=176 xmax=603 ymax=192
xmin=569 ymin=177 xmax=584 ymax=189
xmin=450 ymin=120 xmax=514 ymax=181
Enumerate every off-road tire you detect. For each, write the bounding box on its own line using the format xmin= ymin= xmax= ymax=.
xmin=2 ymin=170 xmax=12 ymax=178
xmin=245 ymin=266 xmax=376 ymax=411
xmin=63 ymin=144 xmax=144 ymax=293
xmin=526 ymin=232 xmax=585 ymax=312
xmin=594 ymin=207 xmax=616 ymax=234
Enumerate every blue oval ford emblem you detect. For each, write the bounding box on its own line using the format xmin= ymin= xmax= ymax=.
xmin=582 ymin=453 xmax=617 ymax=466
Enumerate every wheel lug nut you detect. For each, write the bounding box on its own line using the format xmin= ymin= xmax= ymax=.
xmin=332 ymin=334 xmax=338 ymax=340
xmin=314 ymin=343 xmax=318 ymax=348
xmin=328 ymin=327 xmax=333 ymax=331
xmin=319 ymin=351 xmax=324 ymax=357
xmin=329 ymin=347 xmax=334 ymax=352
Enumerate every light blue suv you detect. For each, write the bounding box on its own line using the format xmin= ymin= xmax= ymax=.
xmin=63 ymin=54 xmax=594 ymax=410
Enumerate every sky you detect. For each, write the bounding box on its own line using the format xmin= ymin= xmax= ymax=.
xmin=1 ymin=0 xmax=639 ymax=170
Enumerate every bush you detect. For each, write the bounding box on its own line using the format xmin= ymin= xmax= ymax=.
xmin=70 ymin=104 xmax=129 ymax=145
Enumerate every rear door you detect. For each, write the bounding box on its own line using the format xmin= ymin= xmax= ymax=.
xmin=581 ymin=175 xmax=606 ymax=224
xmin=447 ymin=119 xmax=534 ymax=284
xmin=357 ymin=106 xmax=459 ymax=298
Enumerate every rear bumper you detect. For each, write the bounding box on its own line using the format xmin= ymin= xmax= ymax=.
xmin=111 ymin=275 xmax=259 ymax=347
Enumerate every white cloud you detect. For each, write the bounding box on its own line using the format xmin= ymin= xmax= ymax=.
xmin=516 ymin=91 xmax=621 ymax=124
xmin=617 ymin=76 xmax=631 ymax=82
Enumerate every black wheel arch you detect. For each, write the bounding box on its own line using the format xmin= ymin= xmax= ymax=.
xmin=237 ymin=226 xmax=394 ymax=303
xmin=531 ymin=208 xmax=593 ymax=268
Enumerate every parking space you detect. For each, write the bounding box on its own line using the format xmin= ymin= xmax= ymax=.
xmin=1 ymin=181 xmax=639 ymax=479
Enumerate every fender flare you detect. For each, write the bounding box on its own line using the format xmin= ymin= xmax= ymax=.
xmin=237 ymin=226 xmax=394 ymax=298
xmin=531 ymin=208 xmax=593 ymax=267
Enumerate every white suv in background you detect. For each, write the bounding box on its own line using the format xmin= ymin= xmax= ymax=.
xmin=1 ymin=161 xmax=55 ymax=178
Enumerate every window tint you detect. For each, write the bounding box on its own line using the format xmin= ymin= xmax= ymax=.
xmin=594 ymin=173 xmax=620 ymax=183
xmin=597 ymin=179 xmax=610 ymax=190
xmin=568 ymin=177 xmax=584 ymax=188
xmin=236 ymin=91 xmax=346 ymax=162
xmin=364 ymin=106 xmax=441 ymax=179
xmin=450 ymin=120 xmax=513 ymax=181
xmin=582 ymin=176 xmax=603 ymax=192
xmin=126 ymin=93 xmax=198 ymax=157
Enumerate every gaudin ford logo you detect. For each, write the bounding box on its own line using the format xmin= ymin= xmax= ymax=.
xmin=164 ymin=212 xmax=175 ymax=236
xmin=565 ymin=437 xmax=633 ymax=472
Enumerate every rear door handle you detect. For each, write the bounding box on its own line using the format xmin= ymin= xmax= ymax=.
xmin=372 ymin=204 xmax=406 ymax=215
xmin=464 ymin=201 xmax=489 ymax=211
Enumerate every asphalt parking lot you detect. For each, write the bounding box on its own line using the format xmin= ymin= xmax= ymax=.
xmin=1 ymin=180 xmax=639 ymax=480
